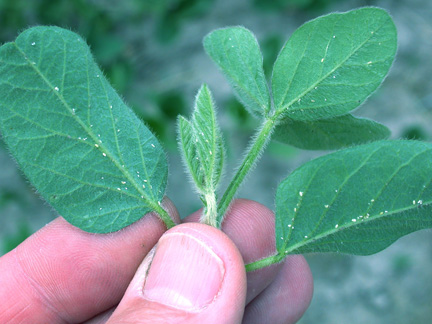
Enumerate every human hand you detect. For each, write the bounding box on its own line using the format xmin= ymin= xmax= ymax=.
xmin=0 ymin=199 xmax=313 ymax=323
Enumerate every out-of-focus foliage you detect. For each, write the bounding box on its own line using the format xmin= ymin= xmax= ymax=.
xmin=253 ymin=0 xmax=359 ymax=11
xmin=140 ymin=0 xmax=214 ymax=43
xmin=1 ymin=222 xmax=31 ymax=253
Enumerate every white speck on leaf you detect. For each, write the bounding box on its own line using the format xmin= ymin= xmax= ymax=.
xmin=102 ymin=153 xmax=106 ymax=157
xmin=31 ymin=42 xmax=36 ymax=46
xmin=335 ymin=224 xmax=339 ymax=229
xmin=94 ymin=144 xmax=99 ymax=148
xmin=54 ymin=87 xmax=59 ymax=91
xmin=299 ymin=191 xmax=303 ymax=196
xmin=151 ymin=144 xmax=155 ymax=148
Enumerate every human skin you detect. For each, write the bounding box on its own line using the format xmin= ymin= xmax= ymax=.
xmin=0 ymin=198 xmax=313 ymax=323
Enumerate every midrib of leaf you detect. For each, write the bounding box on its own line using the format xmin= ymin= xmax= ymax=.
xmin=293 ymin=146 xmax=379 ymax=242
xmin=13 ymin=42 xmax=160 ymax=211
xmin=95 ymin=62 xmax=159 ymax=203
xmin=282 ymin=200 xmax=432 ymax=255
xmin=281 ymin=146 xmax=432 ymax=254
xmin=275 ymin=17 xmax=388 ymax=116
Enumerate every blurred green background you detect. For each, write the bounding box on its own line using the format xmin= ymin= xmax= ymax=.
xmin=1 ymin=0 xmax=432 ymax=323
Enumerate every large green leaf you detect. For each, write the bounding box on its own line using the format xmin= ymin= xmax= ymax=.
xmin=203 ymin=27 xmax=270 ymax=118
xmin=0 ymin=26 xmax=168 ymax=233
xmin=272 ymin=7 xmax=397 ymax=121
xmin=275 ymin=140 xmax=432 ymax=256
xmin=273 ymin=114 xmax=390 ymax=150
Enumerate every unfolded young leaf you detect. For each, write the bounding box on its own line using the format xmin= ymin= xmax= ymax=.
xmin=0 ymin=26 xmax=168 ymax=233
xmin=204 ymin=27 xmax=270 ymax=118
xmin=275 ymin=140 xmax=432 ymax=256
xmin=273 ymin=114 xmax=390 ymax=150
xmin=177 ymin=84 xmax=224 ymax=194
xmin=272 ymin=7 xmax=397 ymax=121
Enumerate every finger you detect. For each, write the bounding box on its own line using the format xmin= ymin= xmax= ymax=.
xmin=83 ymin=308 xmax=114 ymax=324
xmin=183 ymin=199 xmax=283 ymax=303
xmin=0 ymin=198 xmax=179 ymax=324
xmin=242 ymin=255 xmax=313 ymax=324
xmin=108 ymin=223 xmax=247 ymax=324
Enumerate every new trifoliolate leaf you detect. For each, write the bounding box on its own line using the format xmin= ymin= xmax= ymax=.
xmin=178 ymin=85 xmax=224 ymax=226
xmin=178 ymin=84 xmax=224 ymax=195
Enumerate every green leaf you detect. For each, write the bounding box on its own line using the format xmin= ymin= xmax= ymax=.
xmin=178 ymin=85 xmax=224 ymax=226
xmin=178 ymin=84 xmax=224 ymax=194
xmin=275 ymin=140 xmax=432 ymax=256
xmin=272 ymin=7 xmax=397 ymax=121
xmin=0 ymin=26 xmax=169 ymax=233
xmin=178 ymin=116 xmax=204 ymax=191
xmin=273 ymin=114 xmax=390 ymax=150
xmin=203 ymin=27 xmax=270 ymax=118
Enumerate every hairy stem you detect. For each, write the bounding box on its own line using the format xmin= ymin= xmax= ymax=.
xmin=216 ymin=116 xmax=277 ymax=227
xmin=245 ymin=253 xmax=285 ymax=272
xmin=201 ymin=191 xmax=218 ymax=227
xmin=153 ymin=203 xmax=176 ymax=229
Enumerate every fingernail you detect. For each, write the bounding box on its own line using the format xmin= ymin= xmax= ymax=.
xmin=143 ymin=232 xmax=225 ymax=311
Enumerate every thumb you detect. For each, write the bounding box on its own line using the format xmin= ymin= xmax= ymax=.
xmin=107 ymin=223 xmax=247 ymax=324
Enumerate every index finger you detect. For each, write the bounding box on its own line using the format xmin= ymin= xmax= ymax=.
xmin=0 ymin=198 xmax=179 ymax=324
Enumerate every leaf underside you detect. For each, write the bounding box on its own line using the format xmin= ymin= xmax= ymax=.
xmin=276 ymin=140 xmax=432 ymax=256
xmin=273 ymin=114 xmax=390 ymax=150
xmin=0 ymin=27 xmax=167 ymax=233
xmin=272 ymin=7 xmax=397 ymax=121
